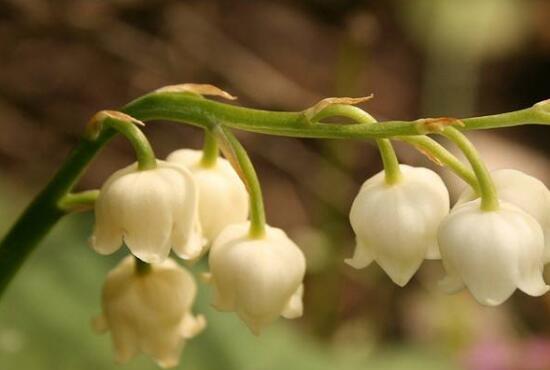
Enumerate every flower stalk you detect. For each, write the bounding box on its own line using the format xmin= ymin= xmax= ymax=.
xmin=58 ymin=190 xmax=100 ymax=212
xmin=400 ymin=135 xmax=478 ymax=189
xmin=86 ymin=111 xmax=157 ymax=171
xmin=441 ymin=126 xmax=499 ymax=211
xmin=311 ymin=104 xmax=402 ymax=185
xmin=200 ymin=129 xmax=219 ymax=168
xmin=307 ymin=103 xmax=478 ymax=188
xmin=213 ymin=126 xmax=266 ymax=239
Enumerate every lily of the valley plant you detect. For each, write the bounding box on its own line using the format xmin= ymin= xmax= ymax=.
xmin=1 ymin=84 xmax=550 ymax=367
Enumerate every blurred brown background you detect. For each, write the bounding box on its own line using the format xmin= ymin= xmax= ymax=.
xmin=1 ymin=1 xmax=550 ymax=369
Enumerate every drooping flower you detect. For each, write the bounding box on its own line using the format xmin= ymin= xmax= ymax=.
xmin=347 ymin=165 xmax=450 ymax=286
xmin=438 ymin=199 xmax=549 ymax=306
xmin=208 ymin=222 xmax=306 ymax=335
xmin=92 ymin=256 xmax=206 ymax=368
xmin=91 ymin=161 xmax=205 ymax=263
xmin=456 ymin=169 xmax=550 ymax=262
xmin=167 ymin=149 xmax=249 ymax=242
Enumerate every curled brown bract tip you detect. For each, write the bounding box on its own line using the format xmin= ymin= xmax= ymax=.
xmin=211 ymin=126 xmax=248 ymax=188
xmin=412 ymin=145 xmax=444 ymax=166
xmin=155 ymin=83 xmax=237 ymax=100
xmin=86 ymin=110 xmax=145 ymax=139
xmin=416 ymin=117 xmax=464 ymax=134
xmin=304 ymin=94 xmax=374 ymax=122
xmin=218 ymin=143 xmax=246 ymax=186
xmin=534 ymin=99 xmax=550 ymax=112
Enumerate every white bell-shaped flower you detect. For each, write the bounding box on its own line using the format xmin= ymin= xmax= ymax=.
xmin=208 ymin=222 xmax=306 ymax=335
xmin=438 ymin=199 xmax=549 ymax=306
xmin=456 ymin=169 xmax=550 ymax=262
xmin=92 ymin=256 xmax=206 ymax=368
xmin=348 ymin=165 xmax=450 ymax=286
xmin=167 ymin=149 xmax=249 ymax=242
xmin=91 ymin=161 xmax=204 ymax=263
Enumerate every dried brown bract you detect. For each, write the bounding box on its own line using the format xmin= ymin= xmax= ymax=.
xmin=416 ymin=117 xmax=464 ymax=134
xmin=303 ymin=95 xmax=374 ymax=122
xmin=155 ymin=83 xmax=237 ymax=100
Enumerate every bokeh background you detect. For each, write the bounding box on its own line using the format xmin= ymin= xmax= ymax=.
xmin=1 ymin=0 xmax=550 ymax=369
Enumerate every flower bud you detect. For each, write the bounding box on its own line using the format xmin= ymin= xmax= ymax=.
xmin=92 ymin=256 xmax=206 ymax=368
xmin=456 ymin=169 xmax=550 ymax=262
xmin=348 ymin=165 xmax=450 ymax=286
xmin=167 ymin=149 xmax=249 ymax=242
xmin=91 ymin=161 xmax=204 ymax=263
xmin=208 ymin=222 xmax=306 ymax=335
xmin=438 ymin=199 xmax=549 ymax=306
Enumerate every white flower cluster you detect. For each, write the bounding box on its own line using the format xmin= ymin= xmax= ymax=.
xmin=91 ymin=149 xmax=306 ymax=368
xmin=349 ymin=166 xmax=550 ymax=306
xmin=89 ymin=142 xmax=550 ymax=368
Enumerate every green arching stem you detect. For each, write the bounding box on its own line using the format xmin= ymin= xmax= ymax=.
xmin=123 ymin=92 xmax=550 ymax=139
xmin=461 ymin=103 xmax=550 ymax=130
xmin=200 ymin=130 xmax=219 ymax=168
xmin=213 ymin=126 xmax=266 ymax=239
xmin=442 ymin=127 xmax=499 ymax=211
xmin=313 ymin=104 xmax=401 ymax=185
xmin=377 ymin=140 xmax=401 ymax=185
xmin=58 ymin=190 xmax=99 ymax=212
xmin=124 ymin=92 xmax=426 ymax=138
xmin=135 ymin=257 xmax=152 ymax=276
xmin=0 ymin=89 xmax=547 ymax=297
xmin=90 ymin=113 xmax=157 ymax=171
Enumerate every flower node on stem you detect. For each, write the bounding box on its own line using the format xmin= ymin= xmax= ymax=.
xmin=415 ymin=117 xmax=464 ymax=134
xmin=85 ymin=110 xmax=144 ymax=140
